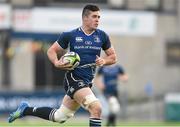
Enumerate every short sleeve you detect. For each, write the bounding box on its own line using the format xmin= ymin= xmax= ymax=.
xmin=101 ymin=31 xmax=111 ymax=50
xmin=56 ymin=32 xmax=71 ymax=49
xmin=118 ymin=66 xmax=125 ymax=75
xmin=97 ymin=67 xmax=103 ymax=75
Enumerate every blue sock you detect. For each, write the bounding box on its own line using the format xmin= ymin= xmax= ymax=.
xmin=89 ymin=118 xmax=101 ymax=127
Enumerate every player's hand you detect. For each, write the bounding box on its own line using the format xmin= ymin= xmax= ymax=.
xmin=54 ymin=57 xmax=74 ymax=70
xmin=95 ymin=55 xmax=105 ymax=66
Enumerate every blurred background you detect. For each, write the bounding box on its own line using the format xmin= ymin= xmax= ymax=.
xmin=0 ymin=0 xmax=180 ymax=124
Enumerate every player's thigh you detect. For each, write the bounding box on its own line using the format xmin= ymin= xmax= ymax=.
xmin=73 ymin=87 xmax=96 ymax=107
xmin=61 ymin=95 xmax=80 ymax=111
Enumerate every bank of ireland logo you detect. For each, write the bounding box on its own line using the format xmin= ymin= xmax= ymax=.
xmin=76 ymin=37 xmax=83 ymax=42
xmin=94 ymin=36 xmax=100 ymax=43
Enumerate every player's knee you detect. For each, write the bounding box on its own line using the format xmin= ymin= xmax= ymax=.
xmin=81 ymin=94 xmax=102 ymax=117
xmin=88 ymin=101 xmax=102 ymax=117
xmin=108 ymin=96 xmax=120 ymax=114
xmin=54 ymin=105 xmax=75 ymax=124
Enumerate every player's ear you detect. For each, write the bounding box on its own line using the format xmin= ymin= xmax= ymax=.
xmin=83 ymin=15 xmax=89 ymax=21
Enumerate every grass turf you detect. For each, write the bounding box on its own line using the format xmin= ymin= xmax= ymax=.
xmin=1 ymin=116 xmax=180 ymax=127
xmin=1 ymin=120 xmax=180 ymax=127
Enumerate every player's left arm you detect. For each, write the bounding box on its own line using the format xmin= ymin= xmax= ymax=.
xmin=119 ymin=73 xmax=129 ymax=82
xmin=118 ymin=66 xmax=129 ymax=82
xmin=96 ymin=47 xmax=117 ymax=66
xmin=94 ymin=74 xmax=105 ymax=91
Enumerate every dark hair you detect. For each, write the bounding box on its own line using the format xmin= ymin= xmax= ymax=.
xmin=82 ymin=4 xmax=100 ymax=17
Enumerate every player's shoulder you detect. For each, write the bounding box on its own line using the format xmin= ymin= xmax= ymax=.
xmin=96 ymin=29 xmax=106 ymax=34
xmin=98 ymin=66 xmax=105 ymax=71
xmin=114 ymin=64 xmax=122 ymax=68
xmin=95 ymin=29 xmax=110 ymax=38
xmin=60 ymin=28 xmax=79 ymax=38
xmin=116 ymin=64 xmax=125 ymax=71
xmin=70 ymin=27 xmax=80 ymax=33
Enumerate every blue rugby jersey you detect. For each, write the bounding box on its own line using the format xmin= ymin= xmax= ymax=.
xmin=57 ymin=27 xmax=111 ymax=85
xmin=97 ymin=65 xmax=125 ymax=95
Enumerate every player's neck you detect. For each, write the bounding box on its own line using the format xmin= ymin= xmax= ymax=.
xmin=81 ymin=26 xmax=95 ymax=35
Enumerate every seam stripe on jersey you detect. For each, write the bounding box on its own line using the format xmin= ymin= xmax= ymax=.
xmin=70 ymin=73 xmax=83 ymax=82
xmin=65 ymin=72 xmax=70 ymax=92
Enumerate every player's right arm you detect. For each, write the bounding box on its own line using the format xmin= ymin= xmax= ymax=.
xmin=119 ymin=73 xmax=129 ymax=82
xmin=118 ymin=66 xmax=129 ymax=82
xmin=94 ymin=67 xmax=105 ymax=91
xmin=47 ymin=41 xmax=72 ymax=70
xmin=94 ymin=74 xmax=105 ymax=91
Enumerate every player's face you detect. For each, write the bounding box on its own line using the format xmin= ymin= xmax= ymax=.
xmin=85 ymin=11 xmax=100 ymax=30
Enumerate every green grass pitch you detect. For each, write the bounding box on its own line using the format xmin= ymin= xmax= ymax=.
xmin=1 ymin=122 xmax=180 ymax=127
xmin=1 ymin=117 xmax=180 ymax=127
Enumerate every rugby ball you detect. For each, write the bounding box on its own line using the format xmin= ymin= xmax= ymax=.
xmin=63 ymin=52 xmax=80 ymax=68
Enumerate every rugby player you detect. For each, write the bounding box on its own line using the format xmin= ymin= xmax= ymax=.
xmin=8 ymin=4 xmax=117 ymax=127
xmin=96 ymin=64 xmax=128 ymax=126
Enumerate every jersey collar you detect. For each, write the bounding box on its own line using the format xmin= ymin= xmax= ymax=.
xmin=79 ymin=27 xmax=95 ymax=36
